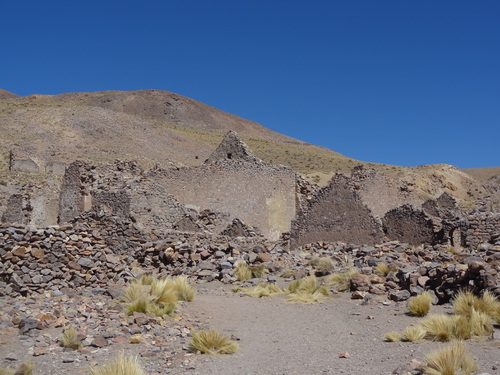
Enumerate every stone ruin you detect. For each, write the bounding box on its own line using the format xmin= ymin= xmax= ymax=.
xmin=1 ymin=131 xmax=499 ymax=250
xmin=290 ymin=165 xmax=498 ymax=249
xmin=0 ymin=131 xmax=499 ymax=301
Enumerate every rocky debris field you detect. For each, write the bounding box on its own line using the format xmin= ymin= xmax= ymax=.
xmin=0 ymin=212 xmax=499 ymax=374
xmin=1 ymin=212 xmax=499 ymax=302
xmin=0 ymin=286 xmax=208 ymax=375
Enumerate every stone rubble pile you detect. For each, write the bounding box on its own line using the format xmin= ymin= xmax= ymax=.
xmin=1 ymin=212 xmax=499 ymax=301
xmin=0 ymin=287 xmax=206 ymax=374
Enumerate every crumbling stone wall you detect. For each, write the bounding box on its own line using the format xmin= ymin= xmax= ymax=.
xmin=291 ymin=173 xmax=384 ymax=247
xmin=351 ymin=166 xmax=422 ymax=218
xmin=1 ymin=194 xmax=31 ymax=224
xmin=382 ymin=205 xmax=435 ymax=245
xmin=466 ymin=213 xmax=500 ymax=248
xmin=58 ymin=161 xmax=93 ymax=223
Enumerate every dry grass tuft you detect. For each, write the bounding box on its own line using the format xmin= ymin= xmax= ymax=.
xmin=423 ymin=341 xmax=478 ymax=375
xmin=249 ymin=264 xmax=267 ymax=278
xmin=188 ymin=330 xmax=239 ymax=355
xmin=167 ymin=275 xmax=195 ymax=302
xmin=469 ymin=308 xmax=493 ymax=337
xmin=407 ymin=291 xmax=432 ymax=317
xmin=374 ymin=262 xmax=394 ymax=277
xmin=453 ymin=289 xmax=500 ymax=320
xmin=280 ymin=269 xmax=297 ymax=278
xmin=121 ymin=275 xmax=195 ymax=318
xmin=286 ymin=276 xmax=329 ymax=304
xmin=233 ymin=263 xmax=253 ymax=281
xmin=234 ymin=284 xmax=284 ymax=298
xmin=286 ymin=290 xmax=328 ymax=304
xmin=0 ymin=362 xmax=34 ymax=375
xmin=88 ymin=352 xmax=146 ymax=375
xmin=385 ymin=331 xmax=402 ymax=342
xmin=325 ymin=268 xmax=359 ymax=292
xmin=61 ymin=325 xmax=83 ymax=350
xmin=421 ymin=314 xmax=458 ymax=342
xmin=310 ymin=256 xmax=335 ymax=274
xmin=403 ymin=325 xmax=427 ymax=342
xmin=453 ymin=315 xmax=472 ymax=340
xmin=138 ymin=274 xmax=155 ymax=286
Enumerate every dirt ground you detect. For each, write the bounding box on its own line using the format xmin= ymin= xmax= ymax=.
xmin=1 ymin=281 xmax=499 ymax=375
xmin=183 ymin=282 xmax=500 ymax=375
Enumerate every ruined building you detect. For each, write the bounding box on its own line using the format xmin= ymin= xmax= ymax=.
xmin=1 ymin=132 xmax=498 ymax=248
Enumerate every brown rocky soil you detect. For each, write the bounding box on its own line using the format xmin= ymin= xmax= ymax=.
xmin=1 ymin=281 xmax=499 ymax=375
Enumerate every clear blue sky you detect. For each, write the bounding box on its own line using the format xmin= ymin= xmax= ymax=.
xmin=2 ymin=1 xmax=499 ymax=168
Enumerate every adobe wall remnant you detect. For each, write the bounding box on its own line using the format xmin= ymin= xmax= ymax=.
xmin=9 ymin=151 xmax=41 ymax=174
xmin=9 ymin=150 xmax=66 ymax=176
xmin=150 ymin=160 xmax=296 ymax=240
xmin=56 ymin=133 xmax=296 ymax=241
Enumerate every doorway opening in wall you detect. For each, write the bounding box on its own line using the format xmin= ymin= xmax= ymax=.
xmin=227 ymin=153 xmax=232 ymax=159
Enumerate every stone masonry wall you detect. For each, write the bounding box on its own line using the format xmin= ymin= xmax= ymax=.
xmin=290 ymin=173 xmax=384 ymax=247
xmin=466 ymin=212 xmax=500 ymax=248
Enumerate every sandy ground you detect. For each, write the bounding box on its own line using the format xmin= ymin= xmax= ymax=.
xmin=183 ymin=282 xmax=500 ymax=375
xmin=1 ymin=281 xmax=499 ymax=375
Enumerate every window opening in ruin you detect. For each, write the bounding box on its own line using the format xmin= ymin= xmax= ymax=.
xmin=227 ymin=153 xmax=232 ymax=159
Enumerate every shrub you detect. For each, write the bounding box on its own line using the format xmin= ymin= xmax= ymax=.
xmin=310 ymin=256 xmax=335 ymax=274
xmin=385 ymin=331 xmax=402 ymax=342
xmin=61 ymin=325 xmax=83 ymax=350
xmin=0 ymin=362 xmax=34 ymax=375
xmin=421 ymin=314 xmax=458 ymax=342
xmin=423 ymin=341 xmax=478 ymax=375
xmin=402 ymin=325 xmax=427 ymax=342
xmin=234 ymin=284 xmax=283 ymax=298
xmin=88 ymin=352 xmax=146 ymax=375
xmin=233 ymin=263 xmax=253 ymax=281
xmin=374 ymin=262 xmax=393 ymax=277
xmin=188 ymin=330 xmax=239 ymax=355
xmin=407 ymin=291 xmax=432 ymax=317
xmin=121 ymin=275 xmax=195 ymax=318
xmin=325 ymin=268 xmax=359 ymax=292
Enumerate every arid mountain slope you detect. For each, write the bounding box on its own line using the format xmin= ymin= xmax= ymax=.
xmin=0 ymin=89 xmax=497 ymax=206
xmin=0 ymin=90 xmax=345 ymax=170
xmin=0 ymin=89 xmax=19 ymax=100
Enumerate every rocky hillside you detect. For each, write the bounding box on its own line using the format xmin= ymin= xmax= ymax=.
xmin=0 ymin=88 xmax=498 ymax=207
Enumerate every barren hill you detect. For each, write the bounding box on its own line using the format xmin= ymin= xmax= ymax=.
xmin=0 ymin=89 xmax=18 ymax=100
xmin=0 ymin=89 xmax=497 ymax=207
